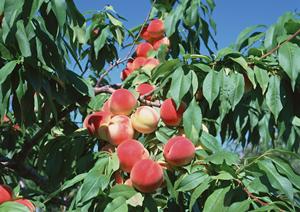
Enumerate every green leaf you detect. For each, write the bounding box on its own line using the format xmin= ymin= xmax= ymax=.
xmin=107 ymin=13 xmax=123 ymax=27
xmin=228 ymin=72 xmax=245 ymax=109
xmin=0 ymin=61 xmax=17 ymax=84
xmin=109 ymin=185 xmax=137 ymax=199
xmin=199 ymin=131 xmax=222 ymax=153
xmin=152 ymin=59 xmax=181 ymax=81
xmin=235 ymin=24 xmax=265 ymax=51
xmin=164 ymin=1 xmax=187 ymax=36
xmin=257 ymin=159 xmax=294 ymax=201
xmin=254 ymin=66 xmax=269 ymax=94
xmin=189 ymin=177 xmax=211 ymax=211
xmin=167 ymin=67 xmax=191 ymax=106
xmin=0 ymin=201 xmax=30 ymax=212
xmin=16 ymin=20 xmax=31 ymax=57
xmin=203 ymin=186 xmax=231 ymax=212
xmin=94 ymin=26 xmax=109 ymax=58
xmin=65 ymin=71 xmax=94 ymax=97
xmin=278 ymin=42 xmax=300 ymax=90
xmin=176 ymin=172 xmax=209 ymax=192
xmin=203 ymin=70 xmax=220 ymax=108
xmin=264 ymin=24 xmax=279 ymax=50
xmin=104 ymin=196 xmax=128 ymax=212
xmin=205 ymin=151 xmax=239 ymax=165
xmin=126 ymin=193 xmax=144 ymax=207
xmin=269 ymin=157 xmax=300 ymax=189
xmin=226 ymin=200 xmax=251 ymax=212
xmin=183 ymin=98 xmax=202 ymax=143
xmin=265 ymin=75 xmax=282 ymax=121
xmin=51 ymin=0 xmax=67 ymax=28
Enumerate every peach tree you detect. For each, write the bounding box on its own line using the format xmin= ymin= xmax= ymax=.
xmin=0 ymin=0 xmax=300 ymax=211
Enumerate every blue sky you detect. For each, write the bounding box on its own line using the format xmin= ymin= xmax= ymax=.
xmin=74 ymin=0 xmax=299 ymax=83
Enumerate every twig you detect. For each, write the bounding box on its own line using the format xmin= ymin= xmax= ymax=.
xmin=95 ymin=0 xmax=157 ymax=86
xmin=235 ymin=179 xmax=269 ymax=206
xmin=139 ymin=98 xmax=161 ymax=107
xmin=260 ymin=28 xmax=300 ymax=59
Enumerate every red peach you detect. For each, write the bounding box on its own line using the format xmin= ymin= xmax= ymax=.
xmin=136 ymin=83 xmax=155 ymax=100
xmin=120 ymin=68 xmax=134 ymax=81
xmin=160 ymin=98 xmax=186 ymax=126
xmin=107 ymin=115 xmax=135 ymax=146
xmin=140 ymin=25 xmax=153 ymax=42
xmin=0 ymin=185 xmax=13 ymax=204
xmin=14 ymin=199 xmax=35 ymax=212
xmin=130 ymin=159 xmax=164 ymax=193
xmin=143 ymin=58 xmax=160 ymax=70
xmin=117 ymin=139 xmax=149 ymax=172
xmin=153 ymin=37 xmax=170 ymax=50
xmin=163 ymin=136 xmax=195 ymax=166
xmin=101 ymin=99 xmax=111 ymax=113
xmin=136 ymin=42 xmax=154 ymax=58
xmin=124 ymin=179 xmax=133 ymax=186
xmin=126 ymin=60 xmax=134 ymax=71
xmin=83 ymin=111 xmax=111 ymax=140
xmin=132 ymin=57 xmax=147 ymax=70
xmin=110 ymin=89 xmax=137 ymax=115
xmin=114 ymin=170 xmax=124 ymax=184
xmin=147 ymin=19 xmax=165 ymax=39
xmin=131 ymin=106 xmax=160 ymax=134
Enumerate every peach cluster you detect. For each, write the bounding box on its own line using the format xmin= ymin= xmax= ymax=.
xmin=121 ymin=19 xmax=170 ymax=81
xmin=0 ymin=185 xmax=35 ymax=212
xmin=84 ymin=88 xmax=160 ymax=146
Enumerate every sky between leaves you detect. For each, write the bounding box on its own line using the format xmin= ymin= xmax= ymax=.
xmin=74 ymin=0 xmax=299 ymax=83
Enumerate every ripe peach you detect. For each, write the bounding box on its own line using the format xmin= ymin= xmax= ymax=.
xmin=147 ymin=19 xmax=165 ymax=39
xmin=101 ymin=99 xmax=111 ymax=113
xmin=163 ymin=136 xmax=195 ymax=166
xmin=120 ymin=68 xmax=134 ymax=81
xmin=140 ymin=25 xmax=153 ymax=42
xmin=107 ymin=115 xmax=135 ymax=146
xmin=130 ymin=159 xmax=164 ymax=193
xmin=117 ymin=139 xmax=149 ymax=172
xmin=114 ymin=170 xmax=124 ymax=184
xmin=136 ymin=83 xmax=155 ymax=100
xmin=0 ymin=185 xmax=13 ymax=204
xmin=131 ymin=106 xmax=160 ymax=134
xmin=83 ymin=111 xmax=111 ymax=140
xmin=153 ymin=37 xmax=170 ymax=50
xmin=14 ymin=199 xmax=35 ymax=212
xmin=143 ymin=58 xmax=160 ymax=70
xmin=124 ymin=178 xmax=133 ymax=186
xmin=160 ymin=98 xmax=186 ymax=126
xmin=110 ymin=89 xmax=137 ymax=115
xmin=132 ymin=57 xmax=147 ymax=70
xmin=136 ymin=42 xmax=153 ymax=58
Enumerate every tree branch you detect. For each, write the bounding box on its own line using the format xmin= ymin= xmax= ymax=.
xmin=260 ymin=28 xmax=300 ymax=59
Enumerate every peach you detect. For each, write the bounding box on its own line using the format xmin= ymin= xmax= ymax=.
xmin=117 ymin=139 xmax=149 ymax=172
xmin=131 ymin=106 xmax=160 ymax=134
xmin=153 ymin=37 xmax=170 ymax=50
xmin=101 ymin=99 xmax=111 ymax=113
xmin=136 ymin=42 xmax=153 ymax=58
xmin=140 ymin=25 xmax=153 ymax=42
xmin=130 ymin=159 xmax=164 ymax=193
xmin=136 ymin=83 xmax=155 ymax=100
xmin=124 ymin=179 xmax=133 ymax=186
xmin=83 ymin=111 xmax=111 ymax=139
xmin=147 ymin=19 xmax=165 ymax=39
xmin=132 ymin=57 xmax=147 ymax=70
xmin=114 ymin=170 xmax=124 ymax=184
xmin=0 ymin=185 xmax=12 ymax=204
xmin=143 ymin=58 xmax=160 ymax=70
xmin=14 ymin=199 xmax=35 ymax=212
xmin=160 ymin=98 xmax=186 ymax=126
xmin=110 ymin=89 xmax=137 ymax=115
xmin=120 ymin=68 xmax=134 ymax=81
xmin=163 ymin=136 xmax=195 ymax=166
xmin=107 ymin=115 xmax=135 ymax=146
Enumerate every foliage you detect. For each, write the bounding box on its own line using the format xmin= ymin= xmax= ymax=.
xmin=0 ymin=0 xmax=300 ymax=211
